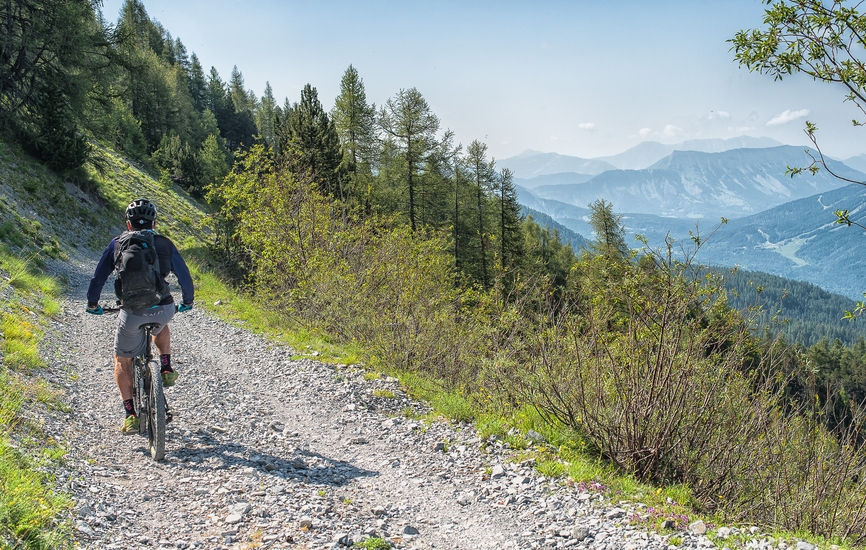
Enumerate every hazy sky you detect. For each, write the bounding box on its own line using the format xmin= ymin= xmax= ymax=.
xmin=100 ymin=0 xmax=866 ymax=161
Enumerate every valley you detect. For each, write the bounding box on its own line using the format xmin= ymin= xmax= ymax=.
xmin=508 ymin=138 xmax=866 ymax=300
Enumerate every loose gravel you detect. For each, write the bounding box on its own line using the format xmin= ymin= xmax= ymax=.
xmin=36 ymin=255 xmax=818 ymax=550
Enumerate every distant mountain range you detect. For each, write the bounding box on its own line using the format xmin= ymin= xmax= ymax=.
xmin=520 ymin=183 xmax=866 ymax=298
xmin=499 ymin=136 xmax=786 ymax=178
xmin=498 ymin=150 xmax=614 ymax=178
xmin=842 ymin=153 xmax=866 ymax=174
xmin=523 ymin=146 xmax=862 ymax=219
xmin=515 ymin=172 xmax=595 ymax=189
xmin=696 ymin=183 xmax=866 ymax=299
xmin=595 ymin=136 xmax=785 ymax=170
xmin=511 ymin=137 xmax=866 ymax=298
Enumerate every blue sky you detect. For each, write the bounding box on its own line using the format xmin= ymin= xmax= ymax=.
xmin=100 ymin=0 xmax=866 ymax=160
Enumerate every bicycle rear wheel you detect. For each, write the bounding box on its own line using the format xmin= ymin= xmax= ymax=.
xmin=145 ymin=359 xmax=166 ymax=461
xmin=134 ymin=358 xmax=147 ymax=436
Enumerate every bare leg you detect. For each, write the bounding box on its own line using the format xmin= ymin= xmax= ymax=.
xmin=153 ymin=324 xmax=171 ymax=356
xmin=114 ymin=355 xmax=133 ymax=400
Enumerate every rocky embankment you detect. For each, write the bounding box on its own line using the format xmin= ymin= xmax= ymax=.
xmin=38 ymin=258 xmax=818 ymax=550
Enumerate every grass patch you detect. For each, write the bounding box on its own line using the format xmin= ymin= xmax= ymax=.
xmin=536 ymin=458 xmax=566 ymax=478
xmin=0 ymin=244 xmax=71 ymax=548
xmin=372 ymin=389 xmax=396 ymax=399
xmin=354 ymin=537 xmax=391 ymax=549
xmin=1 ymin=311 xmax=44 ymax=372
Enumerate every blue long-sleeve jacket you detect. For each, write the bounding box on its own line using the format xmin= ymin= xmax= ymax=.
xmin=87 ymin=232 xmax=194 ymax=306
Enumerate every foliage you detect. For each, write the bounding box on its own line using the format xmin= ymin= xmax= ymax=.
xmin=379 ymin=87 xmax=441 ymax=232
xmin=588 ymin=199 xmax=630 ymax=262
xmin=332 ymin=65 xmax=377 ymax=209
xmin=275 ymin=84 xmax=344 ymax=199
xmin=354 ymin=537 xmax=392 ymax=550
xmin=731 ymin=0 xmax=866 ymax=115
xmin=720 ymin=267 xmax=866 ymax=346
xmin=0 ymin=0 xmax=108 ymax=172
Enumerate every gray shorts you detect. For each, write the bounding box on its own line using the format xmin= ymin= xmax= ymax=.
xmin=115 ymin=303 xmax=175 ymax=358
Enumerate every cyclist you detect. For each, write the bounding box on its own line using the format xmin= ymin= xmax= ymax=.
xmin=86 ymin=198 xmax=195 ymax=434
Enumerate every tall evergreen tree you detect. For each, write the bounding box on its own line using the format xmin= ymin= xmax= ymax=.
xmin=498 ymin=167 xmax=523 ymax=268
xmin=588 ymin=199 xmax=629 ymax=261
xmin=229 ymin=66 xmax=252 ymax=113
xmin=173 ymin=37 xmax=190 ymax=75
xmin=379 ymin=88 xmax=440 ymax=232
xmin=465 ymin=140 xmax=496 ymax=287
xmin=255 ymin=82 xmax=277 ymax=147
xmin=0 ymin=0 xmax=110 ymax=170
xmin=279 ymin=84 xmax=343 ymax=197
xmin=206 ymin=67 xmax=228 ymax=118
xmin=332 ymin=65 xmax=377 ymax=208
xmin=188 ymin=53 xmax=207 ymax=113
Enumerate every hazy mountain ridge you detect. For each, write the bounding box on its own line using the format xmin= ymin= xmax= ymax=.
xmin=696 ymin=183 xmax=866 ymax=298
xmin=514 ymin=172 xmax=595 ymax=189
xmin=499 ymin=153 xmax=615 ymax=178
xmin=596 ymin=136 xmax=784 ymax=170
xmin=517 ymin=178 xmax=866 ymax=299
xmin=502 ymin=136 xmax=786 ymax=179
xmin=528 ymin=146 xmax=861 ymax=219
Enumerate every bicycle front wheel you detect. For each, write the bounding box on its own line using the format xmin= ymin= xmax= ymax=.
xmin=146 ymin=360 xmax=166 ymax=461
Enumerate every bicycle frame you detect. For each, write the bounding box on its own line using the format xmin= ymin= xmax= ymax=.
xmin=134 ymin=323 xmax=166 ymax=461
xmin=103 ymin=307 xmax=168 ymax=461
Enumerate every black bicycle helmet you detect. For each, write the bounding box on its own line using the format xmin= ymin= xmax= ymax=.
xmin=126 ymin=198 xmax=157 ymax=227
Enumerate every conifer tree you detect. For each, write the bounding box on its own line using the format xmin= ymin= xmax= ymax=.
xmin=279 ymin=84 xmax=343 ymax=197
xmin=188 ymin=54 xmax=208 ymax=113
xmin=588 ymin=199 xmax=629 ymax=262
xmin=256 ymin=82 xmax=277 ymax=147
xmin=379 ymin=88 xmax=440 ymax=232
xmin=0 ymin=0 xmax=108 ymax=170
xmin=332 ymin=65 xmax=377 ymax=208
xmin=498 ymin=167 xmax=523 ymax=268
xmin=229 ymin=66 xmax=252 ymax=113
xmin=465 ymin=140 xmax=496 ymax=286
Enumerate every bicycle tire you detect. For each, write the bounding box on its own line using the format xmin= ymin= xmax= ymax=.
xmin=146 ymin=359 xmax=166 ymax=461
xmin=134 ymin=358 xmax=147 ymax=437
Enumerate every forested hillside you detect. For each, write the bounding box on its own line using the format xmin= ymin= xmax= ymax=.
xmin=8 ymin=0 xmax=866 ymax=547
xmin=721 ymin=268 xmax=866 ymax=346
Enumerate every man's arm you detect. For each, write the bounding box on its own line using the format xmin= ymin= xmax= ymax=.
xmin=170 ymin=244 xmax=194 ymax=305
xmin=86 ymin=239 xmax=117 ymax=305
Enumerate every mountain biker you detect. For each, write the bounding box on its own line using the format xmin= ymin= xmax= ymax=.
xmin=85 ymin=198 xmax=195 ymax=434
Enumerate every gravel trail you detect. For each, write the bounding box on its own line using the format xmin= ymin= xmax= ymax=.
xmin=39 ymin=255 xmax=767 ymax=550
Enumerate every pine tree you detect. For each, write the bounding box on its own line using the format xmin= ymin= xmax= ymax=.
xmin=280 ymin=84 xmax=343 ymax=197
xmin=465 ymin=140 xmax=496 ymax=287
xmin=229 ymin=66 xmax=251 ymax=113
xmin=588 ymin=199 xmax=629 ymax=262
xmin=498 ymin=167 xmax=523 ymax=268
xmin=188 ymin=54 xmax=207 ymax=113
xmin=379 ymin=88 xmax=440 ymax=232
xmin=0 ymin=0 xmax=110 ymax=170
xmin=332 ymin=65 xmax=377 ymax=208
xmin=255 ymin=82 xmax=277 ymax=147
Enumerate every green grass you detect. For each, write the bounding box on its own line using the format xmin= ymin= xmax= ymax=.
xmin=0 ymin=244 xmax=71 ymax=548
xmin=354 ymin=537 xmax=392 ymax=549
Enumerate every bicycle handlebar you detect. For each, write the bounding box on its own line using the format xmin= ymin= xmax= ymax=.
xmin=94 ymin=304 xmax=181 ymax=314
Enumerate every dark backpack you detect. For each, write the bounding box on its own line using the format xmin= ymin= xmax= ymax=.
xmin=113 ymin=230 xmax=168 ymax=309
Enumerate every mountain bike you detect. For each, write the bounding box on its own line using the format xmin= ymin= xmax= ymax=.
xmin=103 ymin=306 xmax=169 ymax=461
